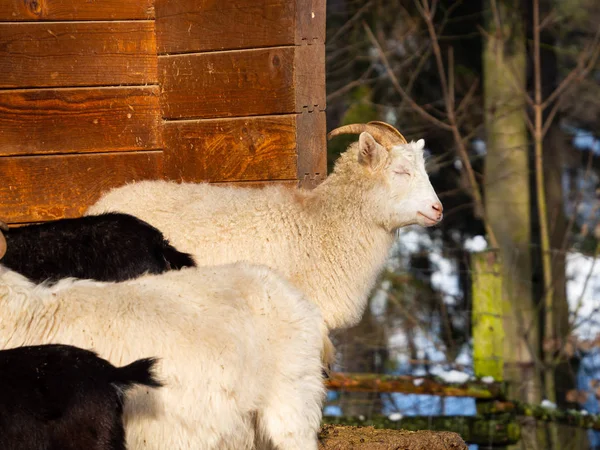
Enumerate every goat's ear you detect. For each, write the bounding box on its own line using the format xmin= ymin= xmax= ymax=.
xmin=358 ymin=132 xmax=387 ymax=170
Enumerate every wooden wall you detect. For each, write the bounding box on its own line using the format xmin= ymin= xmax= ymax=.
xmin=0 ymin=0 xmax=326 ymax=224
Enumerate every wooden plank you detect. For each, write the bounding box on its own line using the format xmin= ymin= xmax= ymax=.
xmin=155 ymin=0 xmax=325 ymax=54
xmin=159 ymin=45 xmax=325 ymax=119
xmin=296 ymin=111 xmax=326 ymax=188
xmin=295 ymin=0 xmax=326 ymax=44
xmin=0 ymin=0 xmax=155 ymax=21
xmin=163 ymin=115 xmax=300 ymax=182
xmin=0 ymin=152 xmax=163 ymax=223
xmin=294 ymin=44 xmax=325 ymax=112
xmin=0 ymin=87 xmax=161 ymax=157
xmin=0 ymin=22 xmax=157 ymax=88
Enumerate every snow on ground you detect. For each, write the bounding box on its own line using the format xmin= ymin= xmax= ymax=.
xmin=432 ymin=369 xmax=470 ymax=384
xmin=464 ymin=235 xmax=487 ymax=252
xmin=566 ymin=251 xmax=600 ymax=340
xmin=429 ymin=252 xmax=460 ymax=305
xmin=541 ymin=399 xmax=558 ymax=410
xmin=388 ymin=412 xmax=403 ymax=421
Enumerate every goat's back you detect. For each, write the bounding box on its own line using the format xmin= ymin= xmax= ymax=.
xmin=86 ymin=181 xmax=298 ymax=270
xmin=0 ymin=213 xmax=195 ymax=284
xmin=1 ymin=264 xmax=325 ymax=450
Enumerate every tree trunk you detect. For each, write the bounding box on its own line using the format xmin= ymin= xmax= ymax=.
xmin=541 ymin=126 xmax=588 ymax=450
xmin=533 ymin=0 xmax=587 ymax=442
xmin=483 ymin=1 xmax=542 ymax=448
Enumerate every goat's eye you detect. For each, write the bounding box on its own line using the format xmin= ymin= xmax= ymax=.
xmin=394 ymin=170 xmax=410 ymax=177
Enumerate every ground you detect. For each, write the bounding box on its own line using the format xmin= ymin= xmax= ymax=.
xmin=318 ymin=424 xmax=468 ymax=449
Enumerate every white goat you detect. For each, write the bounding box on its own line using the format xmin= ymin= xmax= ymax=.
xmin=88 ymin=122 xmax=443 ymax=331
xmin=0 ymin=264 xmax=326 ymax=450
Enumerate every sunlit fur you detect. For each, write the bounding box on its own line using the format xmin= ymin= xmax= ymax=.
xmin=0 ymin=264 xmax=326 ymax=450
xmin=88 ymin=134 xmax=442 ymax=331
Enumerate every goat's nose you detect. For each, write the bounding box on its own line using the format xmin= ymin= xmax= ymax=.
xmin=432 ymin=202 xmax=443 ymax=219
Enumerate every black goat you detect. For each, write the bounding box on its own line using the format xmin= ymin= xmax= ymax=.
xmin=0 ymin=213 xmax=195 ymax=284
xmin=0 ymin=344 xmax=162 ymax=450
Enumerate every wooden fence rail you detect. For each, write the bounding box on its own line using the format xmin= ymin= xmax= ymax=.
xmin=325 ymin=372 xmax=505 ymax=399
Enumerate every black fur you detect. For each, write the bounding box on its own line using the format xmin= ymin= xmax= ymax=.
xmin=0 ymin=344 xmax=161 ymax=450
xmin=0 ymin=213 xmax=195 ymax=284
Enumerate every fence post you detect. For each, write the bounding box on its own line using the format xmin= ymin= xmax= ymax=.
xmin=472 ymin=250 xmax=504 ymax=380
xmin=471 ymin=250 xmax=508 ymax=449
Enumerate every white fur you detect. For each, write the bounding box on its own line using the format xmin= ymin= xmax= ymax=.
xmin=88 ymin=137 xmax=442 ymax=330
xmin=0 ymin=264 xmax=326 ymax=450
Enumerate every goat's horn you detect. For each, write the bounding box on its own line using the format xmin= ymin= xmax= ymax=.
xmin=0 ymin=231 xmax=5 ymax=260
xmin=327 ymin=121 xmax=407 ymax=149
xmin=367 ymin=121 xmax=407 ymax=144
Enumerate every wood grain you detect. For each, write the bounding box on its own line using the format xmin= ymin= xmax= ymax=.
xmin=159 ymin=45 xmax=325 ymax=119
xmin=296 ymin=111 xmax=327 ymax=188
xmin=295 ymin=0 xmax=325 ymax=44
xmin=163 ymin=115 xmax=300 ymax=182
xmin=0 ymin=151 xmax=163 ymax=223
xmin=0 ymin=0 xmax=155 ymax=21
xmin=0 ymin=22 xmax=157 ymax=88
xmin=0 ymin=87 xmax=161 ymax=156
xmin=293 ymin=43 xmax=325 ymax=112
xmin=155 ymin=0 xmax=325 ymax=54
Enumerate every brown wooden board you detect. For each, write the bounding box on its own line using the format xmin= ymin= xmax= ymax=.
xmin=0 ymin=87 xmax=161 ymax=157
xmin=0 ymin=22 xmax=157 ymax=88
xmin=293 ymin=44 xmax=325 ymax=112
xmin=0 ymin=0 xmax=155 ymax=21
xmin=155 ymin=0 xmax=325 ymax=54
xmin=296 ymin=111 xmax=326 ymax=187
xmin=0 ymin=151 xmax=163 ymax=223
xmin=294 ymin=0 xmax=325 ymax=44
xmin=162 ymin=114 xmax=303 ymax=182
xmin=159 ymin=45 xmax=325 ymax=120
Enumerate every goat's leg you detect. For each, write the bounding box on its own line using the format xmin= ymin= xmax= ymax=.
xmin=257 ymin=360 xmax=324 ymax=450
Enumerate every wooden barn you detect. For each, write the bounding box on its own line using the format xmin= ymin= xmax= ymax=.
xmin=0 ymin=0 xmax=326 ymax=224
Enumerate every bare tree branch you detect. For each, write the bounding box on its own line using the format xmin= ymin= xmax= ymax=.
xmin=416 ymin=0 xmax=499 ymax=247
xmin=362 ymin=22 xmax=453 ymax=131
xmin=329 ymin=0 xmax=374 ymax=44
xmin=327 ymin=64 xmax=377 ymax=102
xmin=542 ymin=26 xmax=600 ymax=110
xmin=455 ymin=78 xmax=479 ymax=118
